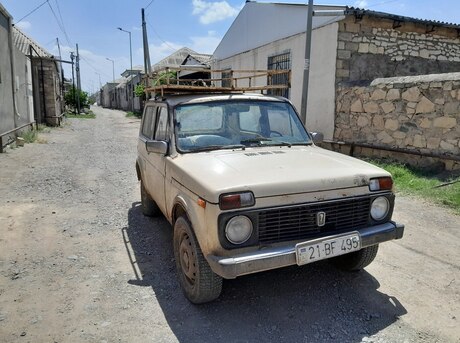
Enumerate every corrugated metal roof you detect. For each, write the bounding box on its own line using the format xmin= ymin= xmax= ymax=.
xmin=152 ymin=47 xmax=197 ymax=70
xmin=345 ymin=6 xmax=460 ymax=29
xmin=188 ymin=53 xmax=212 ymax=64
xmin=12 ymin=25 xmax=53 ymax=58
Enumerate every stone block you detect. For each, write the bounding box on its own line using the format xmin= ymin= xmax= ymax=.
xmin=337 ymin=50 xmax=351 ymax=59
xmin=381 ymin=102 xmax=396 ymax=114
xmin=338 ymin=32 xmax=353 ymax=42
xmin=413 ymin=134 xmax=426 ymax=148
xmin=350 ymin=99 xmax=363 ymax=112
xmin=368 ymin=44 xmax=378 ymax=54
xmin=338 ymin=41 xmax=345 ymax=50
xmin=416 ymin=96 xmax=435 ymax=114
xmin=377 ymin=131 xmax=394 ymax=144
xmin=426 ymin=137 xmax=441 ymax=149
xmin=433 ymin=117 xmax=457 ymax=129
xmin=357 ymin=116 xmax=369 ymax=127
xmin=345 ymin=42 xmax=359 ymax=51
xmin=440 ymin=140 xmax=455 ymax=150
xmin=443 ymin=82 xmax=453 ymax=91
xmin=336 ymin=69 xmax=350 ymax=78
xmin=386 ymin=89 xmax=400 ymax=101
xmin=363 ymin=101 xmax=379 ymax=113
xmin=358 ymin=43 xmax=369 ymax=53
xmin=419 ymin=118 xmax=431 ymax=128
xmin=373 ymin=115 xmax=385 ymax=129
xmin=402 ymin=87 xmax=421 ymax=102
xmin=371 ymin=89 xmax=386 ymax=101
xmin=444 ymin=102 xmax=459 ymax=115
xmin=435 ymin=98 xmax=445 ymax=105
xmin=385 ymin=118 xmax=399 ymax=131
xmin=420 ymin=49 xmax=430 ymax=58
xmin=393 ymin=131 xmax=406 ymax=139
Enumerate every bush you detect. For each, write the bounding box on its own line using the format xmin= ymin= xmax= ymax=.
xmin=64 ymin=86 xmax=88 ymax=109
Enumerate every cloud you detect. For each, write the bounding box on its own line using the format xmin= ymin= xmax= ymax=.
xmin=143 ymin=41 xmax=184 ymax=65
xmin=189 ymin=31 xmax=222 ymax=54
xmin=192 ymin=0 xmax=239 ymax=24
xmin=354 ymin=0 xmax=368 ymax=8
xmin=15 ymin=21 xmax=31 ymax=30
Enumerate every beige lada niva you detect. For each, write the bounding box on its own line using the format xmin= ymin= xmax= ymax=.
xmin=136 ymin=92 xmax=404 ymax=304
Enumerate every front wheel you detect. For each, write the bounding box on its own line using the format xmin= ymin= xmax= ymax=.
xmin=173 ymin=216 xmax=223 ymax=304
xmin=330 ymin=244 xmax=379 ymax=271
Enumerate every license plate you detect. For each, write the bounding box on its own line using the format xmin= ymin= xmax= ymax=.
xmin=295 ymin=232 xmax=361 ymax=266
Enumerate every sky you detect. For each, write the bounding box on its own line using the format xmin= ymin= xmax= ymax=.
xmin=2 ymin=0 xmax=459 ymax=93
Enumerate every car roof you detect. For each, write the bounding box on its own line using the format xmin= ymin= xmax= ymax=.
xmin=146 ymin=93 xmax=288 ymax=107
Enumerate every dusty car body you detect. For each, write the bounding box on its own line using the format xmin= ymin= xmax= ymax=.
xmin=136 ymin=92 xmax=404 ymax=303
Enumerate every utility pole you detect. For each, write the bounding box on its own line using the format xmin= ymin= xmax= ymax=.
xmin=142 ymin=8 xmax=151 ymax=76
xmin=300 ymin=0 xmax=314 ymax=126
xmin=76 ymin=43 xmax=81 ymax=114
xmin=56 ymin=38 xmax=65 ymax=112
xmin=70 ymin=52 xmax=76 ymax=114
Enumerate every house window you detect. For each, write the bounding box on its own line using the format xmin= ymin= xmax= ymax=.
xmin=221 ymin=69 xmax=232 ymax=88
xmin=267 ymin=52 xmax=291 ymax=98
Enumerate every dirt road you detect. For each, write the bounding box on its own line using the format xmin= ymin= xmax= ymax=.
xmin=0 ymin=106 xmax=458 ymax=343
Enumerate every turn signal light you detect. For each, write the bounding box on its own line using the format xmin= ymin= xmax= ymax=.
xmin=219 ymin=192 xmax=255 ymax=210
xmin=369 ymin=177 xmax=393 ymax=191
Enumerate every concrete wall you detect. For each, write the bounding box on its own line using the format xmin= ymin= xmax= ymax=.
xmin=212 ymin=23 xmax=339 ymax=139
xmin=32 ymin=58 xmax=62 ymax=126
xmin=0 ymin=8 xmax=15 ymax=136
xmin=335 ymin=16 xmax=460 ymax=84
xmin=335 ymin=73 xmax=460 ymax=170
xmin=13 ymin=45 xmax=34 ymax=126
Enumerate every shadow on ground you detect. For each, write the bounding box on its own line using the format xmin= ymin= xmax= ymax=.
xmin=122 ymin=202 xmax=406 ymax=343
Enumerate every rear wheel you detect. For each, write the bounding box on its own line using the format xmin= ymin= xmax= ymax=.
xmin=173 ymin=216 xmax=222 ymax=304
xmin=140 ymin=180 xmax=160 ymax=216
xmin=330 ymin=244 xmax=379 ymax=271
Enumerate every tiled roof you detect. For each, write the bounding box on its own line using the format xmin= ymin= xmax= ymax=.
xmin=12 ymin=25 xmax=53 ymax=58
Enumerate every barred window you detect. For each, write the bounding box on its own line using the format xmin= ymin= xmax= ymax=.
xmin=267 ymin=52 xmax=291 ymax=99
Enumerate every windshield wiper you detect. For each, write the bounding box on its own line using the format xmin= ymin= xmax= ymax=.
xmin=240 ymin=137 xmax=272 ymax=145
xmin=191 ymin=144 xmax=246 ymax=152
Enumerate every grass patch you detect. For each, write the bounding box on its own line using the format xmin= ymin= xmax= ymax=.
xmin=126 ymin=111 xmax=142 ymax=118
xmin=66 ymin=111 xmax=95 ymax=119
xmin=19 ymin=130 xmax=38 ymax=143
xmin=369 ymin=159 xmax=460 ymax=214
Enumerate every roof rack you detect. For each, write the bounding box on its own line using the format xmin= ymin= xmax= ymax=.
xmin=144 ymin=67 xmax=291 ymax=96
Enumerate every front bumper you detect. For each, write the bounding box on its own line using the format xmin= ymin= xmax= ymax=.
xmin=207 ymin=221 xmax=404 ymax=279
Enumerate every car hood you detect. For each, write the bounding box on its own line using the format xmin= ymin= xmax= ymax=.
xmin=169 ymin=145 xmax=390 ymax=203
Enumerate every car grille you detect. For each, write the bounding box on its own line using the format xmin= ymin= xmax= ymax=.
xmin=258 ymin=197 xmax=371 ymax=244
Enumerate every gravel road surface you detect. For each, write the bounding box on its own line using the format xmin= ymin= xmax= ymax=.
xmin=0 ymin=106 xmax=458 ymax=343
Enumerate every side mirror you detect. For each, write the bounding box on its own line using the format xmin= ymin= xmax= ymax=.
xmin=310 ymin=132 xmax=324 ymax=144
xmin=145 ymin=140 xmax=168 ymax=154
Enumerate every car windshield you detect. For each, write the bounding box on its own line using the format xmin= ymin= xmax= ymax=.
xmin=175 ymin=100 xmax=311 ymax=152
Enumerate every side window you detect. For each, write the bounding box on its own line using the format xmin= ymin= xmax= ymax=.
xmin=154 ymin=106 xmax=169 ymax=141
xmin=141 ymin=106 xmax=155 ymax=138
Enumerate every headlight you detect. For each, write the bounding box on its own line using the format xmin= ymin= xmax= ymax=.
xmin=225 ymin=216 xmax=253 ymax=244
xmin=370 ymin=196 xmax=390 ymax=221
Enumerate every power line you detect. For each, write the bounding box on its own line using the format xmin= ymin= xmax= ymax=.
xmin=47 ymin=1 xmax=72 ymax=46
xmin=145 ymin=0 xmax=155 ymax=10
xmin=54 ymin=0 xmax=70 ymax=43
xmin=14 ymin=0 xmax=49 ymax=25
xmin=147 ymin=21 xmax=179 ymax=53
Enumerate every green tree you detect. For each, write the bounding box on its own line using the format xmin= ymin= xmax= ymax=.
xmin=64 ymin=86 xmax=88 ymax=109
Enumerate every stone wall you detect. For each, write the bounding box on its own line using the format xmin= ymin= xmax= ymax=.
xmin=336 ymin=15 xmax=460 ymax=84
xmin=334 ymin=73 xmax=460 ymax=169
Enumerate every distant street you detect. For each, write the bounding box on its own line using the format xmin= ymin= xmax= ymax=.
xmin=0 ymin=106 xmax=458 ymax=343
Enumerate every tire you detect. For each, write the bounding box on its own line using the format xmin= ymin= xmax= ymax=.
xmin=140 ymin=179 xmax=160 ymax=217
xmin=330 ymin=244 xmax=379 ymax=271
xmin=173 ymin=216 xmax=223 ymax=304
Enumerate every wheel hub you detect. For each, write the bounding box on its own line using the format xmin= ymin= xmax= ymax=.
xmin=179 ymin=234 xmax=196 ymax=282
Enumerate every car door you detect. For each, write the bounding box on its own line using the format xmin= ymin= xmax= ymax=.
xmin=138 ymin=105 xmax=156 ymax=186
xmin=143 ymin=105 xmax=169 ymax=215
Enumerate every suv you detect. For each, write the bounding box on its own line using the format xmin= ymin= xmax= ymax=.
xmin=136 ymin=92 xmax=404 ymax=303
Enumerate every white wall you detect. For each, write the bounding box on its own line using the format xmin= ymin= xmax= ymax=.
xmin=212 ymin=23 xmax=339 ymax=140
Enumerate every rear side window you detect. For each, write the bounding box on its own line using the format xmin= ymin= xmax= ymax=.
xmin=141 ymin=106 xmax=155 ymax=139
xmin=155 ymin=107 xmax=168 ymax=141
